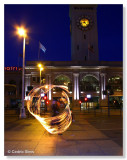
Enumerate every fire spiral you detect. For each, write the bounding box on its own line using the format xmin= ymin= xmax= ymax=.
xmin=26 ymin=85 xmax=72 ymax=134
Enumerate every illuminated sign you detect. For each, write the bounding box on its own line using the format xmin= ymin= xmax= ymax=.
xmin=4 ymin=67 xmax=22 ymax=71
xmin=87 ymin=94 xmax=91 ymax=98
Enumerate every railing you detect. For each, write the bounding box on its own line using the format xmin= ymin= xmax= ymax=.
xmin=81 ymin=106 xmax=123 ymax=116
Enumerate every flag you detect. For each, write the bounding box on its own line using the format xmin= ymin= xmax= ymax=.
xmin=88 ymin=44 xmax=94 ymax=53
xmin=39 ymin=42 xmax=46 ymax=53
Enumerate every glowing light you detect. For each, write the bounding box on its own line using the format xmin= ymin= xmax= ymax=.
xmin=45 ymin=85 xmax=48 ymax=89
xmin=87 ymin=94 xmax=91 ymax=98
xmin=80 ymin=18 xmax=89 ymax=27
xmin=41 ymin=93 xmax=45 ymax=97
xmin=44 ymin=96 xmax=47 ymax=100
xmin=115 ymin=77 xmax=120 ymax=79
xmin=27 ymin=85 xmax=72 ymax=134
xmin=53 ymin=92 xmax=56 ymax=94
xmin=17 ymin=27 xmax=27 ymax=37
xmin=25 ymin=96 xmax=30 ymax=100
xmin=74 ymin=76 xmax=76 ymax=100
xmin=85 ymin=97 xmax=88 ymax=101
xmin=38 ymin=64 xmax=44 ymax=71
xmin=38 ymin=64 xmax=42 ymax=68
xmin=79 ymin=101 xmax=82 ymax=104
xmin=40 ymin=67 xmax=44 ymax=71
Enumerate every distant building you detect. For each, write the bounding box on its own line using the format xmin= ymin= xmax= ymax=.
xmin=4 ymin=67 xmax=22 ymax=107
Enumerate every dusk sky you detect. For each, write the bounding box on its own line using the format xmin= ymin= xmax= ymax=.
xmin=4 ymin=4 xmax=123 ymax=67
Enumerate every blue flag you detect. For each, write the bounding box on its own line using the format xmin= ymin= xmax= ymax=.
xmin=39 ymin=42 xmax=46 ymax=53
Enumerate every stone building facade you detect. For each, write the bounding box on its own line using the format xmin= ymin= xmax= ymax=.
xmin=25 ymin=61 xmax=123 ymax=110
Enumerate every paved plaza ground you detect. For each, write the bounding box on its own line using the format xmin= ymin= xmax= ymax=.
xmin=4 ymin=109 xmax=123 ymax=156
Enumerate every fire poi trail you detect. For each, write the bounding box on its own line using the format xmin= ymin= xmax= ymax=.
xmin=26 ymin=85 xmax=72 ymax=134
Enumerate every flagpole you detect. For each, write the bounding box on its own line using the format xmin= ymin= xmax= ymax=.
xmin=38 ymin=41 xmax=40 ymax=60
xmin=18 ymin=54 xmax=20 ymax=68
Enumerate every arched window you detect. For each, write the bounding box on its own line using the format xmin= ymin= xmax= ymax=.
xmin=108 ymin=76 xmax=122 ymax=91
xmin=53 ymin=75 xmax=72 ymax=91
xmin=80 ymin=75 xmax=99 ymax=92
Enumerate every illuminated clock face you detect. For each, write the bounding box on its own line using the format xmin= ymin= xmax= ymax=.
xmin=76 ymin=16 xmax=93 ymax=31
xmin=80 ymin=18 xmax=89 ymax=27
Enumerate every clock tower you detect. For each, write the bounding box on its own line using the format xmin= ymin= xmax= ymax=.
xmin=70 ymin=5 xmax=99 ymax=61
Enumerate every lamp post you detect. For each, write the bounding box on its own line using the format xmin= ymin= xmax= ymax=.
xmin=17 ymin=27 xmax=27 ymax=118
xmin=38 ymin=64 xmax=44 ymax=86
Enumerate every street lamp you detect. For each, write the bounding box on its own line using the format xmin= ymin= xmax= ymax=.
xmin=38 ymin=64 xmax=44 ymax=86
xmin=17 ymin=26 xmax=27 ymax=118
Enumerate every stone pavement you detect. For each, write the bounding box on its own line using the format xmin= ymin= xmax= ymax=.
xmin=4 ymin=112 xmax=123 ymax=156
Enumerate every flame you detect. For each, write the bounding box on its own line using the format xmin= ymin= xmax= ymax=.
xmin=27 ymin=85 xmax=72 ymax=134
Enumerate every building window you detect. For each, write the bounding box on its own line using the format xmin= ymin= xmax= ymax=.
xmin=108 ymin=76 xmax=122 ymax=91
xmin=32 ymin=77 xmax=36 ymax=82
xmin=8 ymin=91 xmax=16 ymax=95
xmin=37 ymin=77 xmax=40 ymax=83
xmin=80 ymin=76 xmax=99 ymax=92
xmin=53 ymin=75 xmax=72 ymax=92
xmin=9 ymin=80 xmax=16 ymax=85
